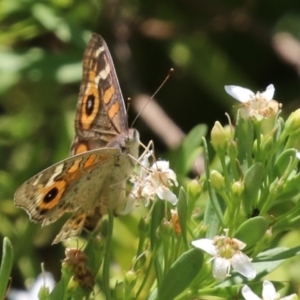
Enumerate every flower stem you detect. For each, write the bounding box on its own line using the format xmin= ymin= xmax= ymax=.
xmin=102 ymin=210 xmax=113 ymax=300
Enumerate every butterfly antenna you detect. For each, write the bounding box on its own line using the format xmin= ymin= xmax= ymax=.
xmin=131 ymin=68 xmax=174 ymax=127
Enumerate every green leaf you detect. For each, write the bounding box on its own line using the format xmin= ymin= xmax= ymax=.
xmin=169 ymin=124 xmax=206 ymax=176
xmin=31 ymin=3 xmax=71 ymax=42
xmin=49 ymin=281 xmax=65 ymax=300
xmin=235 ymin=114 xmax=254 ymax=169
xmin=202 ymin=137 xmax=224 ymax=232
xmin=255 ymin=246 xmax=300 ymax=261
xmin=243 ymin=163 xmax=263 ymax=215
xmin=0 ymin=237 xmax=13 ymax=300
xmin=197 ymin=284 xmax=241 ymax=298
xmin=276 ymin=172 xmax=300 ymax=200
xmin=234 ymin=216 xmax=268 ymax=249
xmin=158 ymin=249 xmax=203 ymax=300
xmin=150 ymin=200 xmax=164 ymax=250
xmin=84 ymin=235 xmax=105 ymax=275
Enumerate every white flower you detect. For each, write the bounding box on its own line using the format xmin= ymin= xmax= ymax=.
xmin=192 ymin=229 xmax=256 ymax=281
xmin=242 ymin=280 xmax=297 ymax=300
xmin=130 ymin=158 xmax=178 ymax=205
xmin=8 ymin=272 xmax=55 ymax=300
xmin=224 ymin=84 xmax=280 ymax=120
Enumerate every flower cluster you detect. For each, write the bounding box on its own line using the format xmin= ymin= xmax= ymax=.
xmin=130 ymin=152 xmax=178 ymax=206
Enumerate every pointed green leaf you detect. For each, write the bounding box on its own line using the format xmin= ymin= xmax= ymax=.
xmin=158 ymin=249 xmax=203 ymax=300
xmin=150 ymin=200 xmax=164 ymax=250
xmin=234 ymin=216 xmax=268 ymax=248
xmin=0 ymin=237 xmax=13 ymax=300
xmin=243 ymin=163 xmax=263 ymax=214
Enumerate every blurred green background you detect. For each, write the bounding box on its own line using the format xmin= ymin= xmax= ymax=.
xmin=1 ymin=0 xmax=300 ymax=295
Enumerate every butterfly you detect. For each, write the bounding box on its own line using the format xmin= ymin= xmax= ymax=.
xmin=14 ymin=33 xmax=140 ymax=244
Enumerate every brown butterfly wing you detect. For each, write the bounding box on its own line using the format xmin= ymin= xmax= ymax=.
xmin=71 ymin=33 xmax=128 ymax=155
xmin=14 ymin=149 xmax=119 ymax=235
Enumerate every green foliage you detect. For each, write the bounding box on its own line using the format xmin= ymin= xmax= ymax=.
xmin=0 ymin=237 xmax=13 ymax=299
xmin=2 ymin=1 xmax=300 ymax=299
xmin=158 ymin=249 xmax=204 ymax=300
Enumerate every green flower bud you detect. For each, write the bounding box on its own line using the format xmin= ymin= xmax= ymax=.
xmin=211 ymin=121 xmax=228 ymax=152
xmin=65 ymin=277 xmax=87 ymax=299
xmin=210 ymin=170 xmax=225 ymax=192
xmin=38 ymin=286 xmax=50 ymax=300
xmin=231 ymin=181 xmax=244 ymax=199
xmin=157 ymin=219 xmax=173 ymax=239
xmin=284 ymin=109 xmax=300 ymax=136
xmin=61 ymin=261 xmax=73 ymax=286
xmin=113 ymin=281 xmax=124 ymax=300
xmin=123 ymin=270 xmax=137 ymax=300
xmin=124 ymin=270 xmax=137 ymax=288
xmin=187 ymin=179 xmax=202 ymax=199
xmin=193 ymin=222 xmax=207 ymax=237
xmin=138 ymin=217 xmax=150 ymax=234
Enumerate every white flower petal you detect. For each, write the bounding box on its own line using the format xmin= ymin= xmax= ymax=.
xmin=29 ymin=272 xmax=55 ymax=297
xmin=151 ymin=160 xmax=169 ymax=171
xmin=262 ymin=280 xmax=277 ymax=299
xmin=213 ymin=257 xmax=230 ymax=280
xmin=191 ymin=238 xmax=217 ymax=256
xmin=262 ymin=84 xmax=275 ymax=101
xmin=166 ymin=169 xmax=178 ymax=186
xmin=241 ymin=285 xmax=261 ymax=300
xmin=232 ymin=238 xmax=247 ymax=250
xmin=156 ymin=186 xmax=178 ymax=204
xmin=231 ymin=252 xmax=256 ymax=279
xmin=224 ymin=85 xmax=255 ymax=103
xmin=8 ymin=272 xmax=55 ymax=300
xmin=281 ymin=295 xmax=298 ymax=300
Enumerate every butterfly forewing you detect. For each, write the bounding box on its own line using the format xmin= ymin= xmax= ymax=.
xmin=71 ymin=34 xmax=128 ymax=154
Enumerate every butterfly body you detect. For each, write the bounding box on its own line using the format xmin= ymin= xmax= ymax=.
xmin=14 ymin=34 xmax=140 ymax=244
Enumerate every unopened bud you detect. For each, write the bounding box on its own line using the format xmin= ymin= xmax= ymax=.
xmin=231 ymin=181 xmax=244 ymax=199
xmin=187 ymin=179 xmax=202 ymax=198
xmin=211 ymin=121 xmax=228 ymax=152
xmin=210 ymin=170 xmax=225 ymax=192
xmin=284 ymin=109 xmax=300 ymax=136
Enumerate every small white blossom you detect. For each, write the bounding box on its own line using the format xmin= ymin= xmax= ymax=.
xmin=192 ymin=229 xmax=256 ymax=281
xmin=224 ymin=84 xmax=280 ymax=120
xmin=8 ymin=272 xmax=55 ymax=300
xmin=242 ymin=280 xmax=297 ymax=300
xmin=130 ymin=157 xmax=178 ymax=206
